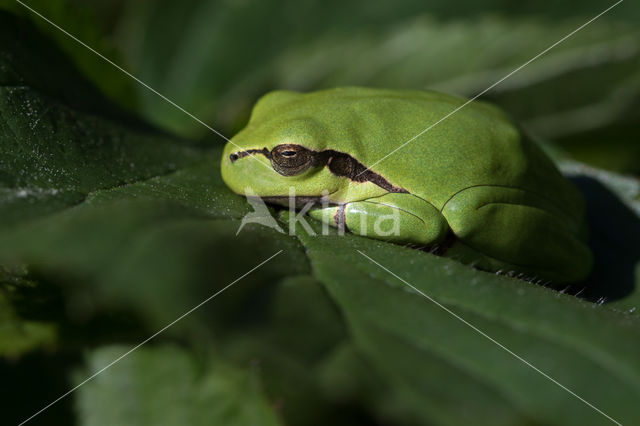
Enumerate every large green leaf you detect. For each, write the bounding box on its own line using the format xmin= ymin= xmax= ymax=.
xmin=0 ymin=11 xmax=206 ymax=229
xmin=292 ymin=198 xmax=640 ymax=425
xmin=0 ymin=0 xmax=137 ymax=109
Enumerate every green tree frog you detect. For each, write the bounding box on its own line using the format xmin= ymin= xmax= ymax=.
xmin=221 ymin=87 xmax=592 ymax=283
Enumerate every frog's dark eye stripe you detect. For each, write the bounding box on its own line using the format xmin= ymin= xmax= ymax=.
xmin=229 ymin=147 xmax=270 ymax=163
xmin=230 ymin=144 xmax=407 ymax=194
xmin=322 ymin=150 xmax=408 ymax=193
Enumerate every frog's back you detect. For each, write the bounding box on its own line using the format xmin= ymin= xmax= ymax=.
xmin=287 ymin=87 xmax=583 ymax=224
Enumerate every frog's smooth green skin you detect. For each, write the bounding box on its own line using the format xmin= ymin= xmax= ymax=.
xmin=221 ymin=87 xmax=593 ymax=283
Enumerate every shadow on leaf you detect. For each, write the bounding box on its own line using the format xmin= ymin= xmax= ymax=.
xmin=569 ymin=176 xmax=640 ymax=303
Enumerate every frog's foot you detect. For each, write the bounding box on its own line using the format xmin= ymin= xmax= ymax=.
xmin=308 ymin=193 xmax=449 ymax=246
xmin=441 ymin=186 xmax=592 ymax=283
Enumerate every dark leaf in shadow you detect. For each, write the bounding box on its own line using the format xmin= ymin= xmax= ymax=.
xmin=569 ymin=176 xmax=640 ymax=303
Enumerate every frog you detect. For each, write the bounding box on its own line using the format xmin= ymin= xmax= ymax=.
xmin=221 ymin=87 xmax=593 ymax=283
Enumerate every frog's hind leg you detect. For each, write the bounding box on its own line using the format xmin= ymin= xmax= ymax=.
xmin=441 ymin=186 xmax=592 ymax=283
xmin=308 ymin=193 xmax=449 ymax=246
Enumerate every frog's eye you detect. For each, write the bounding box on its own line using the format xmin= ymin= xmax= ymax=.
xmin=270 ymin=144 xmax=316 ymax=176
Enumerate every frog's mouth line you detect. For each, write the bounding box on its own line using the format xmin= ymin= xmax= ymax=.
xmin=229 ymin=146 xmax=409 ymax=194
xmin=258 ymin=195 xmax=332 ymax=208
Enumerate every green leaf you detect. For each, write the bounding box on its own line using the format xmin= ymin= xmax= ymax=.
xmin=293 ymin=213 xmax=640 ymax=425
xmin=75 ymin=345 xmax=283 ymax=426
xmin=0 ymin=188 xmax=308 ymax=338
xmin=0 ymin=12 xmax=206 ymax=228
xmin=0 ymin=0 xmax=138 ymax=109
xmin=0 ymin=265 xmax=56 ymax=357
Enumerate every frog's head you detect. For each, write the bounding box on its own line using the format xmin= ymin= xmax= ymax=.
xmin=221 ymin=90 xmax=348 ymax=205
